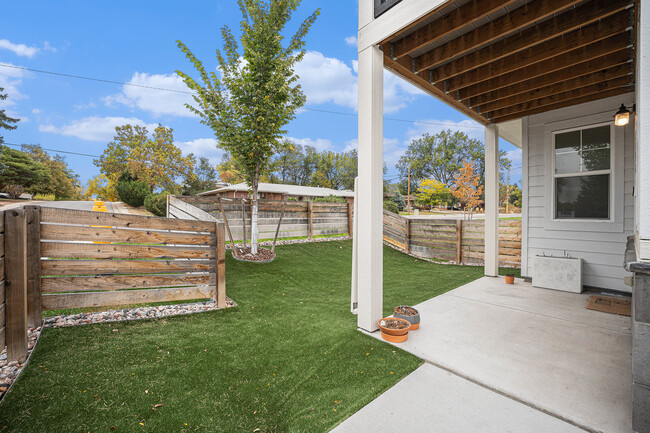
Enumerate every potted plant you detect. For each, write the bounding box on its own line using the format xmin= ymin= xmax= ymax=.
xmin=378 ymin=317 xmax=411 ymax=343
xmin=393 ymin=306 xmax=420 ymax=330
xmin=505 ymin=273 xmax=515 ymax=284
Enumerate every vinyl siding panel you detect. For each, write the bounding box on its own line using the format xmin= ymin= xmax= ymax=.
xmin=523 ymin=93 xmax=634 ymax=293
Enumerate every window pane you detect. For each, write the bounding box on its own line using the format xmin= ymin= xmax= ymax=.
xmin=581 ymin=148 xmax=610 ymax=171
xmin=555 ymin=174 xmax=609 ymax=219
xmin=555 ymin=130 xmax=580 ymax=151
xmin=555 ymin=150 xmax=581 ymax=174
xmin=582 ymin=125 xmax=610 ymax=150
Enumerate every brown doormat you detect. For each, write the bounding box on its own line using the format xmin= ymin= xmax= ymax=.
xmin=586 ymin=296 xmax=631 ymax=316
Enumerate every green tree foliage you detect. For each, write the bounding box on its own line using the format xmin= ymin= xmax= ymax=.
xmin=0 ymin=146 xmax=52 ymax=198
xmin=22 ymin=145 xmax=82 ymax=200
xmin=177 ymin=0 xmax=319 ymax=254
xmin=144 ymin=193 xmax=168 ymax=217
xmin=397 ymin=129 xmax=509 ymax=191
xmin=116 ymin=172 xmax=150 ymax=207
xmin=392 ymin=190 xmax=406 ymax=211
xmin=383 ymin=200 xmax=399 ymax=214
xmin=182 ymin=157 xmax=220 ymax=195
xmin=0 ymin=88 xmax=19 ymax=144
xmin=92 ymin=124 xmax=195 ymax=201
xmin=416 ymin=179 xmax=453 ymax=207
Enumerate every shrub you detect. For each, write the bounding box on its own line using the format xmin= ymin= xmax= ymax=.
xmin=383 ymin=200 xmax=399 ymax=214
xmin=144 ymin=193 xmax=168 ymax=217
xmin=311 ymin=195 xmax=346 ymax=203
xmin=116 ymin=172 xmax=150 ymax=207
xmin=33 ymin=193 xmax=56 ymax=201
xmin=392 ymin=191 xmax=406 ymax=211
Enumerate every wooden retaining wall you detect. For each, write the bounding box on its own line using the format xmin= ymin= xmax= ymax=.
xmin=383 ymin=210 xmax=521 ymax=267
xmin=2 ymin=206 xmax=227 ymax=362
xmin=169 ymin=195 xmax=354 ymax=240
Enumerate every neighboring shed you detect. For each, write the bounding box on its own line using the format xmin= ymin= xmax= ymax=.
xmin=199 ymin=182 xmax=355 ymax=203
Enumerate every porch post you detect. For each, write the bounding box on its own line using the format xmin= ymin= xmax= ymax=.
xmin=638 ymin=1 xmax=650 ymax=260
xmin=484 ymin=124 xmax=499 ymax=277
xmin=356 ymin=44 xmax=383 ymax=332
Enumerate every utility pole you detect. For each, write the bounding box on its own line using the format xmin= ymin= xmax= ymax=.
xmin=407 ymin=165 xmax=411 ymax=214
xmin=505 ymin=166 xmax=510 ymax=214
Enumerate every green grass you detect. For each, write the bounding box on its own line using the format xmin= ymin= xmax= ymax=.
xmin=0 ymin=241 xmax=490 ymax=432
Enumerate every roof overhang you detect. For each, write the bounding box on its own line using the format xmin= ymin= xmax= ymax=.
xmin=377 ymin=0 xmax=636 ymax=125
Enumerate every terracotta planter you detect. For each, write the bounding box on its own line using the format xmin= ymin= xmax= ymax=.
xmin=505 ymin=274 xmax=515 ymax=284
xmin=378 ymin=317 xmax=411 ymax=343
xmin=393 ymin=306 xmax=420 ymax=330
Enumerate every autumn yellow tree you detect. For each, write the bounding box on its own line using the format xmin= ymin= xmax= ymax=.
xmin=450 ymin=160 xmax=483 ymax=220
xmin=416 ymin=179 xmax=453 ymax=208
xmin=90 ymin=124 xmax=195 ymax=200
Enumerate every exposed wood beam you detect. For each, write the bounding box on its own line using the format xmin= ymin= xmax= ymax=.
xmin=478 ymin=64 xmax=633 ymax=113
xmin=488 ymin=76 xmax=633 ymax=119
xmin=456 ymin=33 xmax=632 ymax=101
xmin=389 ymin=0 xmax=519 ymax=59
xmin=443 ymin=10 xmax=631 ymax=92
xmin=492 ymin=86 xmax=632 ymax=123
xmin=382 ymin=54 xmax=488 ymax=125
xmin=464 ymin=50 xmax=632 ymax=107
xmin=417 ymin=0 xmax=613 ymax=74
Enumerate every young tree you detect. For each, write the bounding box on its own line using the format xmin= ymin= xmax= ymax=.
xmin=417 ymin=179 xmax=453 ymax=208
xmin=177 ymin=0 xmax=319 ymax=254
xmin=392 ymin=190 xmax=406 ymax=211
xmin=450 ymin=160 xmax=483 ymax=220
xmin=92 ymin=124 xmax=195 ymax=200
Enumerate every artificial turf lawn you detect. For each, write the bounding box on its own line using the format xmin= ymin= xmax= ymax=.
xmin=0 ymin=241 xmax=488 ymax=432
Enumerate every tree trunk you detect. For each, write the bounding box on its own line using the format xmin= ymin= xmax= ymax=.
xmin=251 ymin=168 xmax=260 ymax=255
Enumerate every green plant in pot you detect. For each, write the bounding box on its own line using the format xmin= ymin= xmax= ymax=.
xmin=505 ymin=273 xmax=515 ymax=284
xmin=393 ymin=306 xmax=420 ymax=330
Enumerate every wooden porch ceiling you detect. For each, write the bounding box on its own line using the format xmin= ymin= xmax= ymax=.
xmin=381 ymin=0 xmax=636 ymax=124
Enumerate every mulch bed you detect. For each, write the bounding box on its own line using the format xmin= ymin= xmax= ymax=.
xmin=233 ymin=247 xmax=276 ymax=262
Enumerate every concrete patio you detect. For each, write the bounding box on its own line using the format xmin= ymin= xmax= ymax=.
xmin=335 ymin=277 xmax=632 ymax=433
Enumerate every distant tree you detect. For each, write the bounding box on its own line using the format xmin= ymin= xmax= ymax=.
xmin=0 ymin=146 xmax=52 ymax=198
xmin=392 ymin=190 xmax=406 ymax=211
xmin=450 ymin=160 xmax=483 ymax=220
xmin=116 ymin=171 xmax=150 ymax=207
xmin=508 ymin=183 xmax=522 ymax=208
xmin=216 ymin=153 xmax=247 ymax=184
xmin=84 ymin=174 xmax=110 ymax=200
xmin=0 ymin=88 xmax=19 ymax=144
xmin=417 ymin=179 xmax=453 ymax=208
xmin=22 ymin=145 xmax=82 ymax=200
xmin=182 ymin=157 xmax=220 ymax=195
xmin=397 ymin=129 xmax=509 ymax=191
xmin=269 ymin=140 xmax=304 ymax=184
xmin=177 ymin=0 xmax=319 ymax=254
xmin=92 ymin=124 xmax=195 ymax=200
xmin=383 ymin=200 xmax=399 ymax=214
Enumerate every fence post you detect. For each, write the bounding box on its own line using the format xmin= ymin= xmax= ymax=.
xmin=25 ymin=206 xmax=42 ymax=328
xmin=5 ymin=209 xmax=28 ymax=362
xmin=455 ymin=220 xmax=463 ymax=264
xmin=347 ymin=201 xmax=353 ymax=237
xmin=215 ymin=222 xmax=227 ymax=309
xmin=0 ymin=210 xmax=5 ymax=350
xmin=405 ymin=219 xmax=411 ymax=255
xmin=308 ymin=200 xmax=313 ymax=240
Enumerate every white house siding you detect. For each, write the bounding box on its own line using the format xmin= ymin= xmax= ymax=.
xmin=523 ymin=93 xmax=635 ymax=293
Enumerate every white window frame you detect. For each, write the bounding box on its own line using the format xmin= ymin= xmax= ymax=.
xmin=543 ymin=112 xmax=625 ymax=233
xmin=551 ymin=122 xmax=615 ymax=221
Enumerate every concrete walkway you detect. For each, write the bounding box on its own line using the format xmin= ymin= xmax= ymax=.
xmin=336 ymin=278 xmax=632 ymax=433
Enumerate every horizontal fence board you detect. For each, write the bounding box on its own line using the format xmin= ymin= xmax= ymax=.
xmin=42 ymin=242 xmax=213 ymax=259
xmin=0 ymin=280 xmax=4 ymax=304
xmin=0 ymin=327 xmax=4 ymax=351
xmin=42 ymin=273 xmax=211 ymax=293
xmin=409 ymin=240 xmax=457 ymax=250
xmin=410 ymin=219 xmax=458 ymax=225
xmin=42 ymin=208 xmax=215 ymax=233
xmin=0 ymin=304 xmax=4 ymax=327
xmin=42 ymin=286 xmax=214 ymax=310
xmin=0 ymin=233 xmax=4 ymax=256
xmin=41 ymin=224 xmax=215 ymax=246
xmin=41 ymin=258 xmax=215 ymax=276
xmin=0 ymin=257 xmax=4 ymax=279
xmin=383 ymin=235 xmax=406 ymax=250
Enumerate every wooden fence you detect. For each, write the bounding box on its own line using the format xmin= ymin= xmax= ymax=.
xmin=383 ymin=210 xmax=521 ymax=267
xmin=2 ymin=205 xmax=227 ymax=363
xmin=0 ymin=210 xmax=5 ymax=351
xmin=168 ymin=195 xmax=354 ymax=240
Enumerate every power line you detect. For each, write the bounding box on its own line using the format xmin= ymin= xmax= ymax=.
xmin=1 ymin=142 xmax=100 ymax=158
xmin=0 ymin=63 xmax=484 ymax=129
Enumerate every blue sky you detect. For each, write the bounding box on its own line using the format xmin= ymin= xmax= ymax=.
xmin=0 ymin=0 xmax=521 ymax=189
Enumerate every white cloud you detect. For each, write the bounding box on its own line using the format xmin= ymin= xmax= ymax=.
xmin=0 ymin=39 xmax=39 ymax=58
xmin=342 ymin=137 xmax=403 ymax=166
xmin=0 ymin=63 xmax=27 ymax=108
xmin=31 ymin=108 xmax=41 ymax=114
xmin=176 ymin=138 xmax=223 ymax=165
xmin=343 ymin=139 xmax=357 ymax=153
xmin=74 ymin=101 xmax=96 ymax=110
xmin=285 ymin=136 xmax=333 ymax=152
xmin=405 ymin=118 xmax=485 ymax=144
xmin=103 ymin=72 xmax=196 ymax=118
xmin=42 ymin=41 xmax=57 ymax=53
xmin=39 ymin=116 xmax=158 ymax=142
xmin=344 ymin=36 xmax=357 ymax=47
xmin=295 ymin=51 xmax=357 ymax=110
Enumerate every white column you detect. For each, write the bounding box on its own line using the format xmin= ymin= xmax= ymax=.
xmin=356 ymin=45 xmax=383 ymax=331
xmin=637 ymin=1 xmax=650 ymax=259
xmin=484 ymin=124 xmax=499 ymax=276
